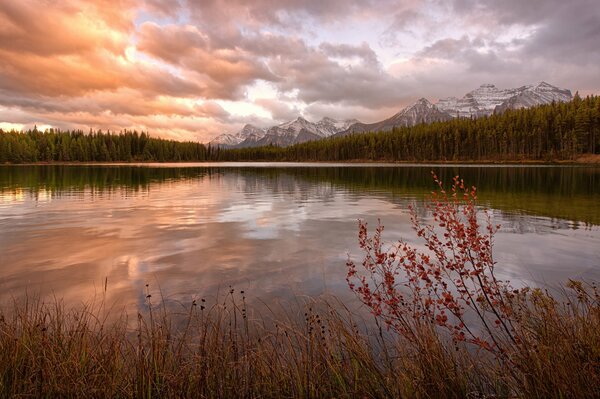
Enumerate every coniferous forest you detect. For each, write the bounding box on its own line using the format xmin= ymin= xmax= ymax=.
xmin=0 ymin=130 xmax=208 ymax=163
xmin=1 ymin=95 xmax=599 ymax=164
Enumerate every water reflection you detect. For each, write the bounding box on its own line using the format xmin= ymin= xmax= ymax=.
xmin=0 ymin=164 xmax=598 ymax=312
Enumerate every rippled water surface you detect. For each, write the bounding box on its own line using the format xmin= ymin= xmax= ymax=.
xmin=1 ymin=163 xmax=599 ymax=310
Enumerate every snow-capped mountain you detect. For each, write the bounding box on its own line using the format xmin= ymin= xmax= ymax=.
xmin=209 ymin=133 xmax=239 ymax=147
xmin=437 ymin=82 xmax=572 ymax=118
xmin=210 ymin=82 xmax=572 ymax=146
xmin=339 ymin=82 xmax=572 ymax=137
xmin=316 ymin=117 xmax=360 ymax=136
xmin=210 ymin=124 xmax=266 ymax=147
xmin=494 ymin=82 xmax=572 ymax=113
xmin=339 ymin=98 xmax=452 ymax=136
xmin=234 ymin=117 xmax=360 ymax=148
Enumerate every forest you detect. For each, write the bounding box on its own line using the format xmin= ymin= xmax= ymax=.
xmin=0 ymin=130 xmax=209 ymax=163
xmin=1 ymin=95 xmax=599 ymax=163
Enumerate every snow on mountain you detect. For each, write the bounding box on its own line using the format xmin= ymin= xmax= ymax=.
xmin=209 ymin=133 xmax=240 ymax=147
xmin=436 ymin=83 xmax=524 ymax=117
xmin=437 ymin=82 xmax=572 ymax=117
xmin=390 ymin=98 xmax=453 ymax=127
xmin=315 ymin=117 xmax=360 ymax=136
xmin=273 ymin=116 xmax=318 ymax=136
xmin=339 ymin=98 xmax=452 ymax=136
xmin=250 ymin=116 xmax=361 ymax=147
xmin=210 ymin=124 xmax=266 ymax=147
xmin=494 ymin=82 xmax=572 ymax=113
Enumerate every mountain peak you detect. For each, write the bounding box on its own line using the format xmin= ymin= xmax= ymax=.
xmin=533 ymin=81 xmax=557 ymax=90
xmin=239 ymin=124 xmax=265 ymax=135
xmin=494 ymin=82 xmax=572 ymax=113
xmin=434 ymin=81 xmax=572 ymax=118
xmin=415 ymin=97 xmax=432 ymax=106
xmin=254 ymin=115 xmax=363 ymax=146
xmin=210 ymin=123 xmax=266 ymax=147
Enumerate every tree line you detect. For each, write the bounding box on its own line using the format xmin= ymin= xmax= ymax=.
xmin=1 ymin=95 xmax=599 ymax=163
xmin=0 ymin=130 xmax=210 ymax=163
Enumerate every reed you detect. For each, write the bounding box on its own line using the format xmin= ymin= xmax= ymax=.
xmin=0 ymin=283 xmax=598 ymax=398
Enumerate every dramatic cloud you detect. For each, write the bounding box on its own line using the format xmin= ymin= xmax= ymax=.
xmin=137 ymin=22 xmax=277 ymax=100
xmin=0 ymin=0 xmax=598 ymax=142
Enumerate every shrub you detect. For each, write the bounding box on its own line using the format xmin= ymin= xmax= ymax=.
xmin=347 ymin=172 xmax=600 ymax=397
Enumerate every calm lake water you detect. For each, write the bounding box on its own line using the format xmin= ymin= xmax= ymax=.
xmin=1 ymin=163 xmax=599 ymax=311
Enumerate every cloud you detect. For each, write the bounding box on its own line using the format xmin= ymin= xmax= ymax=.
xmin=267 ymin=42 xmax=413 ymax=108
xmin=254 ymin=98 xmax=301 ymax=122
xmin=303 ymin=102 xmax=399 ymax=124
xmin=318 ymin=42 xmax=379 ymax=66
xmin=143 ymin=0 xmax=182 ymax=17
xmin=0 ymin=1 xmax=205 ymax=99
xmin=0 ymin=0 xmax=598 ymax=142
xmin=184 ymin=0 xmax=379 ymax=29
xmin=0 ymin=1 xmax=130 ymax=56
xmin=379 ymin=6 xmax=422 ymax=47
xmin=136 ymin=22 xmax=277 ymax=99
xmin=448 ymin=0 xmax=600 ymax=64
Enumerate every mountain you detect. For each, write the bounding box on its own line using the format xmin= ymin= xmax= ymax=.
xmin=210 ymin=82 xmax=572 ymax=146
xmin=210 ymin=124 xmax=266 ymax=147
xmin=316 ymin=117 xmax=360 ymax=136
xmin=437 ymin=82 xmax=572 ymax=117
xmin=494 ymin=82 xmax=572 ymax=113
xmin=339 ymin=98 xmax=453 ymax=136
xmin=339 ymin=82 xmax=572 ymax=137
xmin=240 ymin=117 xmax=360 ymax=147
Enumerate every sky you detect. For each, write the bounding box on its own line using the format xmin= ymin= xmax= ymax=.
xmin=0 ymin=0 xmax=599 ymax=142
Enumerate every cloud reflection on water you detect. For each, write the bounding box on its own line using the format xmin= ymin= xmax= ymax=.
xmin=0 ymin=164 xmax=599 ymax=313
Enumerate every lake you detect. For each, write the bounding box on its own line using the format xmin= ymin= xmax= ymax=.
xmin=1 ymin=163 xmax=599 ymax=312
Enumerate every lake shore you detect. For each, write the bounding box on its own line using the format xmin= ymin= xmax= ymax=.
xmin=3 ymin=154 xmax=600 ymax=166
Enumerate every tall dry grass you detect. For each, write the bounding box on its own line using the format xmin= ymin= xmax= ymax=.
xmin=0 ymin=292 xmax=470 ymax=398
xmin=0 ymin=284 xmax=598 ymax=398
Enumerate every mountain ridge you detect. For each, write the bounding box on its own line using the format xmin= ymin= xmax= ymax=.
xmin=436 ymin=81 xmax=572 ymax=118
xmin=337 ymin=98 xmax=453 ymax=136
xmin=210 ymin=81 xmax=572 ymax=148
xmin=210 ymin=117 xmax=359 ymax=148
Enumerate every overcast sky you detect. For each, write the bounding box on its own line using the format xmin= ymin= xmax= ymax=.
xmin=1 ymin=0 xmax=599 ymax=142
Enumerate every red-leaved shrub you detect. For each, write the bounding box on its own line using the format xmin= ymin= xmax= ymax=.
xmin=346 ymin=173 xmax=522 ymax=359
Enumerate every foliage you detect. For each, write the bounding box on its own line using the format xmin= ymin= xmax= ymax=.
xmin=347 ymin=174 xmax=600 ymax=397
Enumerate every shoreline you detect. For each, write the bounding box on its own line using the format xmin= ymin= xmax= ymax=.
xmin=3 ymin=155 xmax=600 ymax=167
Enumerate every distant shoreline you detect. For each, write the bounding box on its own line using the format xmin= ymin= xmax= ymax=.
xmin=3 ymin=155 xmax=600 ymax=166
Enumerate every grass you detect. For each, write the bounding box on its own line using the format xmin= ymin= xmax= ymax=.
xmin=0 ymin=284 xmax=599 ymax=398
